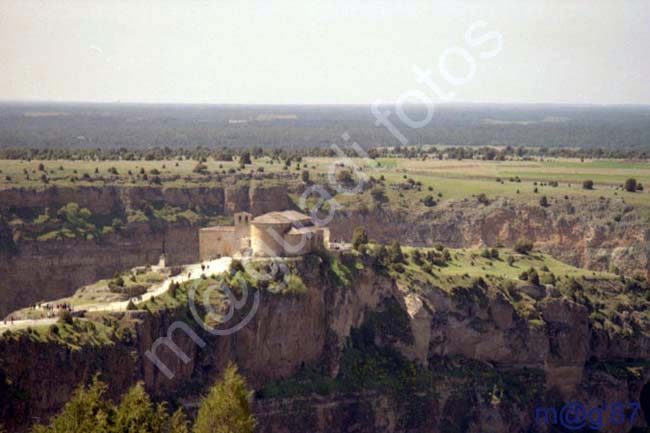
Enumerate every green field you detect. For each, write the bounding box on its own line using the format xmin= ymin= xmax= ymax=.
xmin=1 ymin=156 xmax=649 ymax=211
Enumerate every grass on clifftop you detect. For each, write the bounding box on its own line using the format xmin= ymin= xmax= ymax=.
xmin=0 ymin=313 xmax=137 ymax=350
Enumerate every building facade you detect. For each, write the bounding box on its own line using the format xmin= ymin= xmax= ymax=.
xmin=199 ymin=210 xmax=329 ymax=260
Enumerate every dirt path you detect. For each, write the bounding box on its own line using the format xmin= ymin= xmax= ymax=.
xmin=0 ymin=257 xmax=232 ymax=331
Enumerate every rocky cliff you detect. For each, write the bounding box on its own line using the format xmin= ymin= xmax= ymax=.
xmin=331 ymin=196 xmax=650 ymax=277
xmin=2 ymin=251 xmax=650 ymax=432
xmin=0 ymin=183 xmax=288 ymax=317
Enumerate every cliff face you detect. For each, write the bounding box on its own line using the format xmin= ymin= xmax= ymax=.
xmin=0 ymin=184 xmax=289 ymax=317
xmin=331 ymin=196 xmax=650 ymax=276
xmin=0 ymin=225 xmax=198 ymax=317
xmin=2 ymin=254 xmax=650 ymax=432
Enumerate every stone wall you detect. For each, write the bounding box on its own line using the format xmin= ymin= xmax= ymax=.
xmin=199 ymin=227 xmax=237 ymax=260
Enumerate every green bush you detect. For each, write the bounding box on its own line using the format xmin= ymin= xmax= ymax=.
xmin=58 ymin=310 xmax=73 ymax=325
xmin=513 ymin=239 xmax=534 ymax=255
xmin=351 ymin=226 xmax=369 ymax=251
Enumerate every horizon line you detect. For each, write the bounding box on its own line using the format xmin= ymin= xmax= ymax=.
xmin=1 ymin=99 xmax=650 ymax=108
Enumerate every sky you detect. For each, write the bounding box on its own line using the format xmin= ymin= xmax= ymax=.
xmin=1 ymin=0 xmax=649 ymax=105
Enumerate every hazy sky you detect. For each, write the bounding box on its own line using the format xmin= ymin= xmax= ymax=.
xmin=1 ymin=0 xmax=649 ymax=105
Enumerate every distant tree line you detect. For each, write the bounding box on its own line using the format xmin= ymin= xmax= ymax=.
xmin=1 ymin=143 xmax=649 ymax=162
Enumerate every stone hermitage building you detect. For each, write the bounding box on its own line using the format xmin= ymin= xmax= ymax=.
xmin=199 ymin=210 xmax=329 ymax=259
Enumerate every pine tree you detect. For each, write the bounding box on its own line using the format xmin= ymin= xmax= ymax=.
xmin=31 ymin=376 xmax=114 ymax=433
xmin=193 ymin=363 xmax=256 ymax=433
xmin=114 ymin=383 xmax=169 ymax=433
xmin=170 ymin=408 xmax=191 ymax=433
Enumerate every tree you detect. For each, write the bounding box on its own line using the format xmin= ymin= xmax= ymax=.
xmin=240 ymin=152 xmax=252 ymax=165
xmin=193 ymin=163 xmax=208 ymax=174
xmin=351 ymin=226 xmax=368 ymax=251
xmin=370 ymin=186 xmax=387 ymax=204
xmin=335 ymin=169 xmax=353 ymax=185
xmin=625 ymin=178 xmax=637 ymax=192
xmin=539 ymin=196 xmax=549 ymax=207
xmin=528 ymin=268 xmax=540 ymax=286
xmin=58 ymin=309 xmax=73 ymax=325
xmin=30 ymin=376 xmax=114 ymax=433
xmin=513 ymin=239 xmax=534 ymax=255
xmin=422 ymin=195 xmax=436 ymax=207
xmin=114 ymin=383 xmax=169 ymax=433
xmin=374 ymin=245 xmax=389 ymax=270
xmin=170 ymin=408 xmax=190 ymax=433
xmin=388 ymin=241 xmax=404 ymax=263
xmin=477 ymin=193 xmax=489 ymax=205
xmin=582 ymin=180 xmax=594 ymax=190
xmin=194 ymin=363 xmax=256 ymax=433
xmin=301 ymin=170 xmax=310 ymax=183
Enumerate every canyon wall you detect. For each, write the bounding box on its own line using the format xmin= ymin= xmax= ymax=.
xmin=2 ymin=255 xmax=650 ymax=432
xmin=0 ymin=184 xmax=288 ymax=317
xmin=331 ymin=196 xmax=650 ymax=277
xmin=3 ymin=183 xmax=650 ymax=320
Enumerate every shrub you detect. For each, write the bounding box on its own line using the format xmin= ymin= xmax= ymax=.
xmin=373 ymin=245 xmax=389 ymax=270
xmin=507 ymin=256 xmax=515 ymax=266
xmin=351 ymin=226 xmax=369 ymax=251
xmin=126 ymin=300 xmax=137 ymax=311
xmin=108 ymin=276 xmax=125 ymax=292
xmin=335 ymin=169 xmax=353 ymax=185
xmin=388 ymin=241 xmax=404 ymax=263
xmin=539 ymin=196 xmax=549 ymax=207
xmin=240 ymin=152 xmax=252 ymax=165
xmin=283 ymin=274 xmax=308 ymax=296
xmin=229 ymin=259 xmax=245 ymax=275
xmin=490 ymin=248 xmax=499 ymax=259
xmin=422 ymin=195 xmax=437 ymax=207
xmin=528 ymin=269 xmax=540 ymax=286
xmin=625 ymin=178 xmax=637 ymax=192
xmin=58 ymin=309 xmax=73 ymax=325
xmin=477 ymin=193 xmax=490 ymax=205
xmin=582 ymin=180 xmax=594 ymax=190
xmin=513 ymin=239 xmax=534 ymax=255
xmin=370 ymin=186 xmax=387 ymax=204
xmin=411 ymin=249 xmax=423 ymax=265
xmin=540 ymin=272 xmax=556 ymax=285
xmin=193 ymin=163 xmax=208 ymax=174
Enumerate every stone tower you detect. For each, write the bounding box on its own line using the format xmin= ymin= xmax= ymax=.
xmin=234 ymin=211 xmax=252 ymax=251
